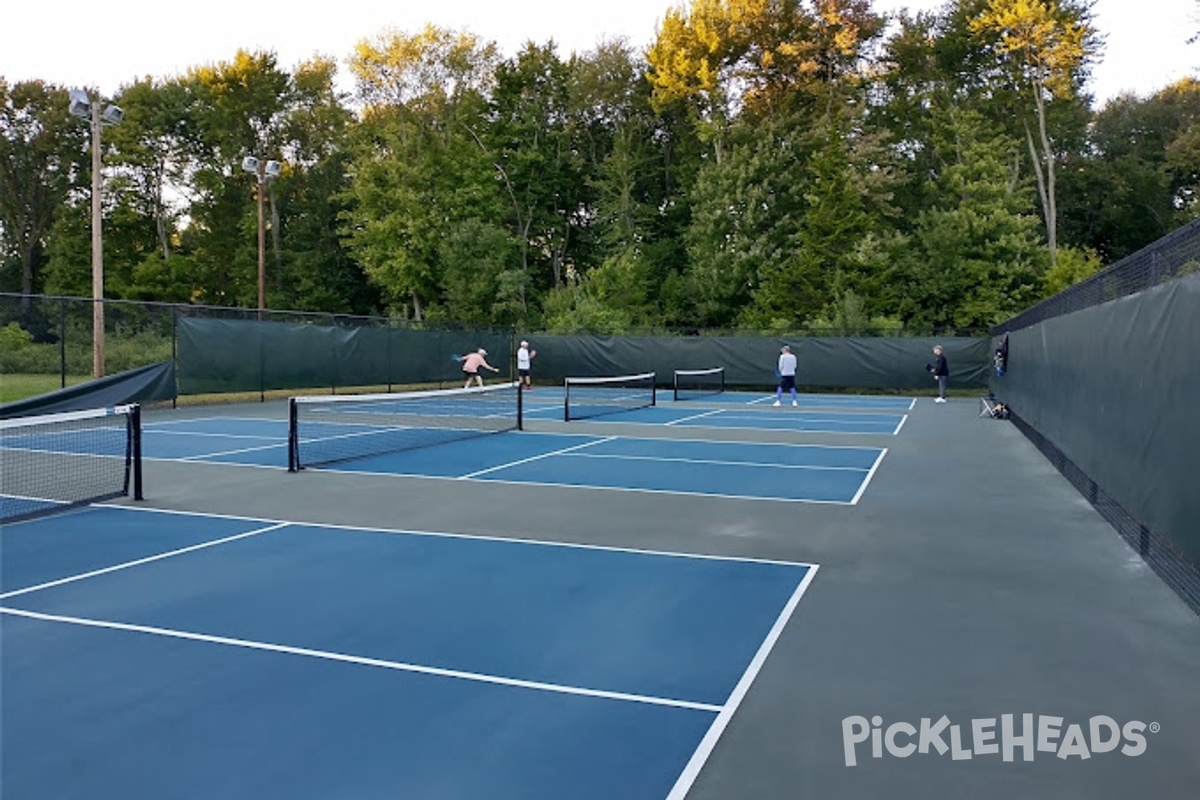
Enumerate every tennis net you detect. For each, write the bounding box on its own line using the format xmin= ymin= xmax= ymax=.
xmin=288 ymin=382 xmax=523 ymax=470
xmin=1 ymin=404 xmax=143 ymax=524
xmin=563 ymin=372 xmax=657 ymax=421
xmin=673 ymin=367 xmax=726 ymax=401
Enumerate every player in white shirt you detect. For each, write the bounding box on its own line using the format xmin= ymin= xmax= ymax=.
xmin=774 ymin=345 xmax=798 ymax=407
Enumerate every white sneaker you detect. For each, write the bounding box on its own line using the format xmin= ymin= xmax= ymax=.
xmin=792 ymin=400 xmax=798 ymax=407
xmin=935 ymin=397 xmax=946 ymax=403
xmin=773 ymin=400 xmax=781 ymax=407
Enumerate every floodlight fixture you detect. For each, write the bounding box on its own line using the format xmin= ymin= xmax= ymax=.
xmin=68 ymin=89 xmax=90 ymax=119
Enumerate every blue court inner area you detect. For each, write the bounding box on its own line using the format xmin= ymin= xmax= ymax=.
xmin=135 ymin=418 xmax=886 ymax=504
xmin=1 ymin=506 xmax=814 ymax=800
xmin=522 ymin=394 xmax=908 ymax=434
xmin=306 ymin=431 xmax=884 ymax=504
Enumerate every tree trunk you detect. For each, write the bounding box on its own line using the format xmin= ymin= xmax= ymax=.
xmin=1026 ymin=74 xmax=1057 ymax=270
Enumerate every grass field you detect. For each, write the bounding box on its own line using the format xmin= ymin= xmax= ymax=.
xmin=0 ymin=374 xmax=89 ymax=404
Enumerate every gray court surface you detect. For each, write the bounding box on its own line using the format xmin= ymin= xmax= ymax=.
xmin=78 ymin=396 xmax=1200 ymax=797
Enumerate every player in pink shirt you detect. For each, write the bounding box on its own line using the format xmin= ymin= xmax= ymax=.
xmin=461 ymin=348 xmax=500 ymax=388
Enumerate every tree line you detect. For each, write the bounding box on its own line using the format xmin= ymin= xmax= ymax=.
xmin=2 ymin=0 xmax=1198 ymax=335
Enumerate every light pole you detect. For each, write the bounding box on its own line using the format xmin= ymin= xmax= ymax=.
xmin=241 ymin=156 xmax=281 ymax=312
xmin=69 ymin=89 xmax=122 ymax=379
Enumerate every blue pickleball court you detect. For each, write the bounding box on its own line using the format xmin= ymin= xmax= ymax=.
xmin=1 ymin=505 xmax=816 ymax=800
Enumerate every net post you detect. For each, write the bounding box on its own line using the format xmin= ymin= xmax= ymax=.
xmin=287 ymin=398 xmax=299 ymax=472
xmin=516 ymin=379 xmax=524 ymax=431
xmin=563 ymin=380 xmax=571 ymax=422
xmin=650 ymin=372 xmax=657 ymax=406
xmin=130 ymin=403 xmax=144 ymax=500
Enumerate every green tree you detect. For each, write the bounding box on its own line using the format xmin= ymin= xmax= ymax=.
xmin=343 ymin=26 xmax=506 ymax=320
xmin=0 ymin=80 xmax=82 ymax=295
xmin=1058 ymin=79 xmax=1200 ymax=262
xmin=181 ymin=50 xmax=292 ymax=307
xmin=970 ymin=0 xmax=1100 ymax=269
xmin=889 ymin=107 xmax=1046 ymax=330
xmin=1041 ymin=244 xmax=1100 ymax=296
xmin=488 ymin=42 xmax=590 ymax=299
xmin=683 ymin=113 xmax=812 ymax=328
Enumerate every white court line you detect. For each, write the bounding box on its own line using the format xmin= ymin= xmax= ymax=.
xmin=893 ymin=414 xmax=908 ymax=435
xmin=561 ymin=452 xmax=871 ymax=472
xmin=144 ymin=417 xmax=285 ymax=428
xmin=142 ymin=456 xmax=284 ymax=472
xmin=513 ymin=430 xmax=883 ymax=453
xmin=702 ymin=412 xmax=902 ymax=426
xmin=180 ymin=442 xmax=288 ymax=461
xmin=906 ymin=398 xmax=918 ymax=410
xmin=459 ymin=437 xmax=615 ymax=479
xmin=322 ymin=472 xmax=860 ymax=505
xmin=665 ymin=566 xmax=820 ymax=800
xmin=849 ymin=448 xmax=889 ymax=506
xmin=665 ymin=410 xmax=725 ymax=426
xmin=585 ymin=418 xmax=899 ymax=434
xmin=146 ymin=430 xmax=279 ymax=441
xmin=93 ymin=504 xmax=820 ymax=569
xmin=0 ymin=523 xmax=289 ymax=600
xmin=0 ymin=606 xmax=721 ymax=713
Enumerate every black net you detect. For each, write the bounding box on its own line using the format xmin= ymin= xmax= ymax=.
xmin=563 ymin=373 xmax=657 ymax=421
xmin=673 ymin=368 xmax=725 ymax=401
xmin=288 ymin=383 xmax=523 ymax=470
xmin=0 ymin=404 xmax=143 ymax=523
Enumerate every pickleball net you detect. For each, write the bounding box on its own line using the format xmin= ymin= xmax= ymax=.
xmin=673 ymin=367 xmax=725 ymax=401
xmin=563 ymin=372 xmax=657 ymax=421
xmin=0 ymin=404 xmax=143 ymax=524
xmin=288 ymin=382 xmax=523 ymax=471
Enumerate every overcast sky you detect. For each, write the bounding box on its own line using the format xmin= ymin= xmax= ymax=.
xmin=4 ymin=0 xmax=1196 ymax=105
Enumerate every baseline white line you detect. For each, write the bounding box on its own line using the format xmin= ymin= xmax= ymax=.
xmin=584 ymin=419 xmax=898 ymax=435
xmin=320 ymin=472 xmax=858 ymax=505
xmin=561 ymin=452 xmax=870 ymax=472
xmin=96 ymin=504 xmax=819 ymax=568
xmin=0 ymin=606 xmax=721 ymax=713
xmin=893 ymin=414 xmax=908 ymax=435
xmin=665 ymin=566 xmax=820 ymax=799
xmin=459 ymin=437 xmax=615 ymax=478
xmin=906 ymin=398 xmax=917 ymax=410
xmin=0 ymin=523 xmax=289 ymax=600
xmin=704 ymin=413 xmax=902 ymax=426
xmin=664 ymin=410 xmax=725 ymax=426
xmin=849 ymin=448 xmax=889 ymax=506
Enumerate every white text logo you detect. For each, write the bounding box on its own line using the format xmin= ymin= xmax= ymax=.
xmin=842 ymin=715 xmax=1158 ymax=767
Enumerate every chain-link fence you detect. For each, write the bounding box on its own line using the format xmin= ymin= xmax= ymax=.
xmin=0 ymin=295 xmax=518 ymax=405
xmin=995 ymin=217 xmax=1200 ymax=334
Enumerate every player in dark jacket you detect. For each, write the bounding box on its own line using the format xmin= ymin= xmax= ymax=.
xmin=931 ymin=346 xmax=948 ymax=403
